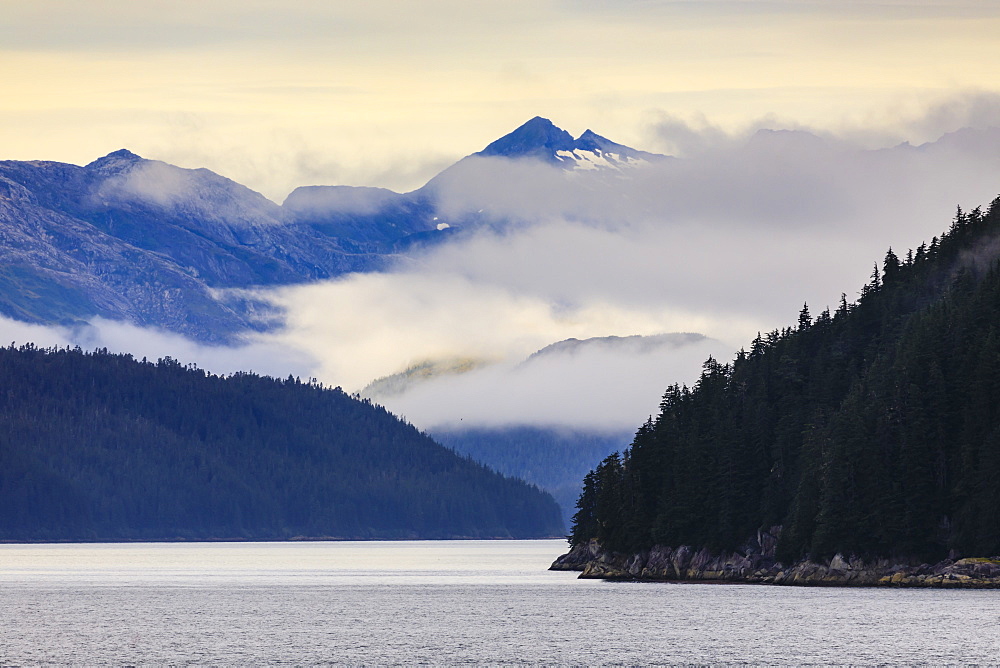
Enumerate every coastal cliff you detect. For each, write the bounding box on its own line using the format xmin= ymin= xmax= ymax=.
xmin=551 ymin=530 xmax=1000 ymax=588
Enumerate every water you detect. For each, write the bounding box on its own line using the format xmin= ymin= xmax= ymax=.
xmin=2 ymin=540 xmax=1000 ymax=665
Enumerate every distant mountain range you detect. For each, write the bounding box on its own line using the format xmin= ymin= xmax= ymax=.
xmin=0 ymin=149 xmax=396 ymax=341
xmin=0 ymin=117 xmax=662 ymax=341
xmin=4 ymin=119 xmax=998 ymax=343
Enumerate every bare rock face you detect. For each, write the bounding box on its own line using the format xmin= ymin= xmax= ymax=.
xmin=552 ymin=530 xmax=1000 ymax=587
xmin=549 ymin=539 xmax=603 ymax=571
xmin=0 ymin=152 xmax=404 ymax=342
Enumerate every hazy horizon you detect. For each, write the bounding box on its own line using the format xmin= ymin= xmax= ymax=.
xmin=5 ymin=1 xmax=1000 ymax=199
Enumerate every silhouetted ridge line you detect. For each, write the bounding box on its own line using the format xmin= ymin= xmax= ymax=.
xmin=0 ymin=345 xmax=563 ymax=541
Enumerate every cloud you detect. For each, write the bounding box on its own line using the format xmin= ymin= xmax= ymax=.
xmin=94 ymin=159 xmax=286 ymax=227
xmin=264 ymin=269 xmax=711 ymax=393
xmin=646 ymin=112 xmax=739 ymax=157
xmin=901 ymin=91 xmax=1000 ymax=144
xmin=366 ymin=334 xmax=728 ymax=432
xmin=0 ymin=318 xmax=78 ymax=350
xmin=0 ymin=315 xmax=316 ymax=382
xmin=253 ymin=117 xmax=1000 ymax=433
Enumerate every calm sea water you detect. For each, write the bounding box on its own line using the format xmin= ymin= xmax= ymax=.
xmin=2 ymin=539 xmax=999 ymax=665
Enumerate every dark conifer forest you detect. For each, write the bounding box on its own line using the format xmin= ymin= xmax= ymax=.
xmin=0 ymin=347 xmax=563 ymax=541
xmin=571 ymin=197 xmax=1000 ymax=563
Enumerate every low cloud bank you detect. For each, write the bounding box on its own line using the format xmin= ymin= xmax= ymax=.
xmin=365 ymin=334 xmax=727 ymax=432
xmin=265 ymin=268 xmax=714 ymax=393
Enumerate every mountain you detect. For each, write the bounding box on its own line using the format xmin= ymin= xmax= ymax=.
xmin=281 ymin=116 xmax=665 ymax=247
xmin=476 ymin=116 xmax=667 ymax=171
xmin=282 ymin=185 xmax=439 ymax=251
xmin=0 ymin=344 xmax=563 ymax=541
xmin=360 ymin=357 xmax=491 ymax=400
xmin=526 ymin=333 xmax=709 ymax=362
xmin=0 ymin=151 xmax=401 ymax=341
xmin=361 ymin=333 xmax=710 ymax=401
xmin=477 ymin=115 xmax=577 ymax=162
xmin=435 ymin=426 xmax=629 ymax=530
xmin=562 ymin=196 xmax=1000 ymax=575
xmin=0 ymin=118 xmax=656 ymax=340
xmin=362 ymin=333 xmax=713 ymax=527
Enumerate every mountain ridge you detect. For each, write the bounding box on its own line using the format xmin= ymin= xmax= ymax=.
xmin=0 ymin=117 xmax=657 ymax=339
xmin=4 ymin=120 xmax=995 ymax=343
xmin=0 ymin=344 xmax=564 ymax=541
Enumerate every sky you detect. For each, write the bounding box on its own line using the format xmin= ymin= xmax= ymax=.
xmin=3 ymin=1 xmax=1000 ymax=433
xmin=4 ymin=1 xmax=1000 ymax=200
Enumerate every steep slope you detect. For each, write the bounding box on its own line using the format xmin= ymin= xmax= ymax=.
xmin=0 ymin=152 xmax=397 ymax=340
xmin=0 ymin=118 xmax=658 ymax=339
xmin=476 ymin=116 xmax=577 ymax=164
xmin=0 ymin=166 xmax=252 ymax=336
xmin=563 ymin=196 xmax=1000 ymax=574
xmin=0 ymin=345 xmax=563 ymax=541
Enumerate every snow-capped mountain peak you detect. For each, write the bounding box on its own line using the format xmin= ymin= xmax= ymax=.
xmin=473 ymin=117 xmax=666 ymax=172
xmin=477 ymin=116 xmax=576 ymax=161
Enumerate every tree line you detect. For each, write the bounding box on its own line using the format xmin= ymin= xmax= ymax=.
xmin=0 ymin=347 xmax=563 ymax=541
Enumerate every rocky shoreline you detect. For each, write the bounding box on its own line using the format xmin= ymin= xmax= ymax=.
xmin=551 ymin=530 xmax=1000 ymax=588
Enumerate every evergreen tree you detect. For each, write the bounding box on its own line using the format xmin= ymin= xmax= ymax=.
xmin=569 ymin=195 xmax=1000 ymax=562
xmin=0 ymin=346 xmax=564 ymax=541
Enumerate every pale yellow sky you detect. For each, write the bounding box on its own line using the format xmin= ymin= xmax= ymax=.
xmin=3 ymin=0 xmax=1000 ymax=200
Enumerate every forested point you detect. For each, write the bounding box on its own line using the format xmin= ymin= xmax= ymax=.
xmin=572 ymin=197 xmax=1000 ymax=563
xmin=0 ymin=347 xmax=563 ymax=541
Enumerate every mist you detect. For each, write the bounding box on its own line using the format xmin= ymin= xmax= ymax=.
xmin=0 ymin=316 xmax=316 ymax=383
xmin=365 ymin=334 xmax=728 ymax=432
xmin=255 ymin=116 xmax=1000 ymax=432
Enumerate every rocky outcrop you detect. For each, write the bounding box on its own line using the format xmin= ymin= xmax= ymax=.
xmin=550 ymin=538 xmax=605 ymax=571
xmin=551 ymin=530 xmax=1000 ymax=587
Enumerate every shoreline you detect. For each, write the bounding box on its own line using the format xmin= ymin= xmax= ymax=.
xmin=0 ymin=535 xmax=566 ymax=545
xmin=551 ymin=538 xmax=1000 ymax=588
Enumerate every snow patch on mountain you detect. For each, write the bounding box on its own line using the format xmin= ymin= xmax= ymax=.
xmin=472 ymin=116 xmax=667 ymax=171
xmin=554 ymin=148 xmax=651 ymax=171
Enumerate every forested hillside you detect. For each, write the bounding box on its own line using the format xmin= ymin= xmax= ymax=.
xmin=0 ymin=346 xmax=563 ymax=541
xmin=571 ymin=197 xmax=1000 ymax=563
xmin=434 ymin=426 xmax=628 ymax=528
